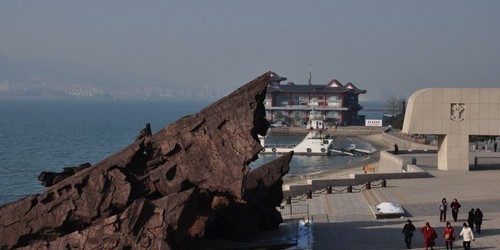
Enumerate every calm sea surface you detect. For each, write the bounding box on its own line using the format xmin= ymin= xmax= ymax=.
xmin=0 ymin=98 xmax=375 ymax=205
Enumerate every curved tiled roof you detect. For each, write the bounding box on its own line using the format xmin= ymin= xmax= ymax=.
xmin=268 ymin=80 xmax=366 ymax=95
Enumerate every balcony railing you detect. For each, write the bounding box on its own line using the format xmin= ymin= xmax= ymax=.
xmin=266 ymin=105 xmax=348 ymax=111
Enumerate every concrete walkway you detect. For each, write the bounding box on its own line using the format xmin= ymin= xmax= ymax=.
xmin=301 ymin=168 xmax=500 ymax=249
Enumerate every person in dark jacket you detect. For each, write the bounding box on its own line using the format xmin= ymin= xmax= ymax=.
xmin=474 ymin=208 xmax=483 ymax=234
xmin=402 ymin=219 xmax=416 ymax=249
xmin=467 ymin=208 xmax=475 ymax=231
xmin=450 ymin=198 xmax=461 ymax=222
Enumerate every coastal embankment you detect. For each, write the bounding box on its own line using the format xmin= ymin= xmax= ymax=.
xmin=270 ymin=125 xmax=387 ymax=136
xmin=278 ymin=126 xmax=394 ymax=185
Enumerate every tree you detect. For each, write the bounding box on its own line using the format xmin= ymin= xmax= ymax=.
xmin=274 ymin=111 xmax=285 ymax=122
xmin=384 ymin=115 xmax=405 ymax=129
xmin=385 ymin=96 xmax=406 ymax=129
xmin=386 ymin=96 xmax=406 ymax=117
xmin=293 ymin=111 xmax=304 ymax=126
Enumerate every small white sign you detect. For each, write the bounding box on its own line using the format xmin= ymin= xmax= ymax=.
xmin=365 ymin=119 xmax=382 ymax=127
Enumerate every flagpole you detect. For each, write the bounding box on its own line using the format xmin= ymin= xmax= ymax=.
xmin=308 ymin=64 xmax=312 ymax=85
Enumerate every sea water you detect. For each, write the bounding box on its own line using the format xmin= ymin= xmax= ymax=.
xmin=0 ymin=98 xmax=370 ymax=205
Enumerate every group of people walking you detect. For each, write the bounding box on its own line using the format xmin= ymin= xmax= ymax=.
xmin=467 ymin=208 xmax=484 ymax=234
xmin=441 ymin=198 xmax=484 ymax=234
xmin=402 ymin=197 xmax=484 ymax=249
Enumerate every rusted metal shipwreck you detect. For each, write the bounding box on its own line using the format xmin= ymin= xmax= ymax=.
xmin=0 ymin=72 xmax=292 ymax=249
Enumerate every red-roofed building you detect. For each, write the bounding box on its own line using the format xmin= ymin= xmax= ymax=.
xmin=266 ymin=73 xmax=366 ymax=126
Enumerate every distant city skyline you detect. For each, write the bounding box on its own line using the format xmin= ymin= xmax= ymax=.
xmin=1 ymin=1 xmax=500 ymax=101
xmin=0 ymin=77 xmax=226 ymax=100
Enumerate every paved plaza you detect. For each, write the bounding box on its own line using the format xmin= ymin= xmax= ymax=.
xmin=301 ymin=168 xmax=500 ymax=249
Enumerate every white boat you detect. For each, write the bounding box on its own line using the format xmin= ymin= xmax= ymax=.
xmin=329 ymin=143 xmax=375 ymax=156
xmin=260 ymin=111 xmax=376 ymax=156
xmin=260 ymin=111 xmax=336 ymax=155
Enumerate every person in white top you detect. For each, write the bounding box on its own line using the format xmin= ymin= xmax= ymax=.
xmin=459 ymin=222 xmax=475 ymax=250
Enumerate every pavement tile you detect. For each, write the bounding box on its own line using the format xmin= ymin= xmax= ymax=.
xmin=300 ymin=169 xmax=500 ymax=249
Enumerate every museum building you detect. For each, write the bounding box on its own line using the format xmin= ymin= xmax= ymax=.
xmin=265 ymin=73 xmax=366 ymax=126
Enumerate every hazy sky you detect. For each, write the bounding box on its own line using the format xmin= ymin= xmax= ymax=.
xmin=1 ymin=1 xmax=499 ymax=101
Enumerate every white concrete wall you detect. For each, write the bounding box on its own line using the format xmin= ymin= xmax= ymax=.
xmin=378 ymin=151 xmax=405 ymax=173
xmin=403 ymin=88 xmax=500 ymax=135
xmin=381 ymin=130 xmax=437 ymax=151
xmin=379 ymin=150 xmax=438 ymax=172
xmin=402 ymin=88 xmax=500 ymax=171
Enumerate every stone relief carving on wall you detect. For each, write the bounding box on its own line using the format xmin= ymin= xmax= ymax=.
xmin=450 ymin=103 xmax=465 ymax=121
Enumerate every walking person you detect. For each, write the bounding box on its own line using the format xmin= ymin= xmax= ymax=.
xmin=421 ymin=222 xmax=438 ymax=250
xmin=402 ymin=219 xmax=416 ymax=249
xmin=450 ymin=198 xmax=461 ymax=222
xmin=467 ymin=208 xmax=475 ymax=231
xmin=474 ymin=208 xmax=483 ymax=234
xmin=443 ymin=221 xmax=455 ymax=250
xmin=459 ymin=222 xmax=475 ymax=250
xmin=439 ymin=198 xmax=448 ymax=222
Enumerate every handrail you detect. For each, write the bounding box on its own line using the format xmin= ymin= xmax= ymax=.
xmin=283 ymin=179 xmax=387 ymax=204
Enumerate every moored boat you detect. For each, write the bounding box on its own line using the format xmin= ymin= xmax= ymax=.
xmin=260 ymin=111 xmax=335 ymax=155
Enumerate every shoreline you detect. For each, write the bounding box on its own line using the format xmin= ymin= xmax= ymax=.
xmin=282 ymin=133 xmax=392 ymax=185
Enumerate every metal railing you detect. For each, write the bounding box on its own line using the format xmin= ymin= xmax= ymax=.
xmin=472 ymin=156 xmax=500 ymax=170
xmin=278 ymin=204 xmax=309 ymax=219
xmin=279 ymin=179 xmax=387 ymax=218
